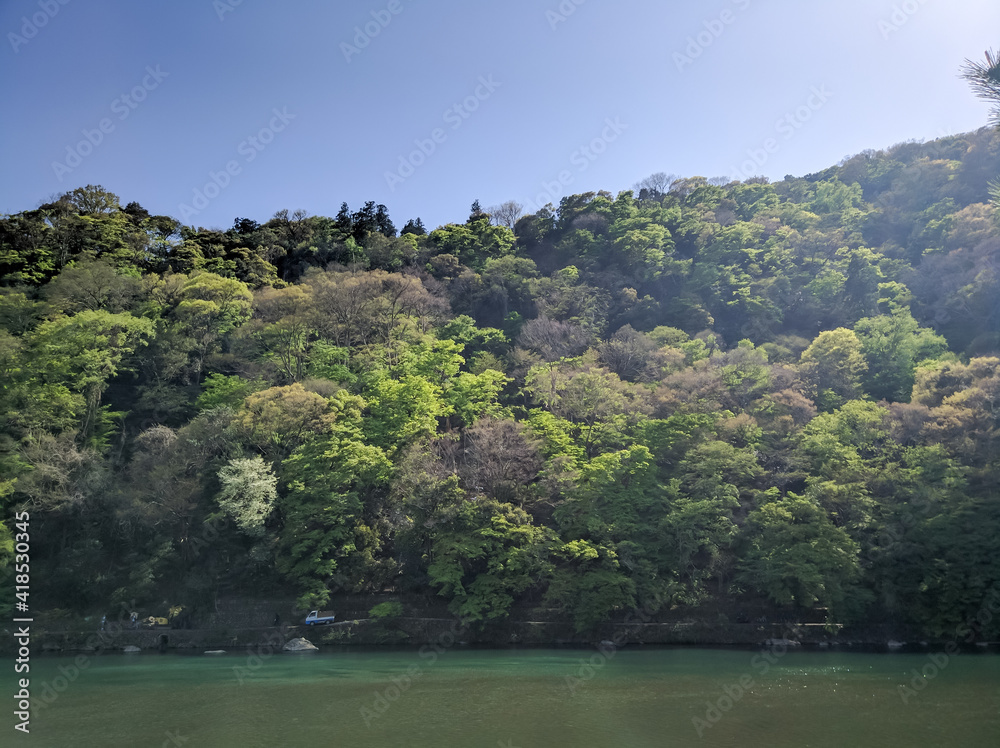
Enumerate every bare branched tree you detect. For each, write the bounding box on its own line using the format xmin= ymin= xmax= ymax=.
xmin=517 ymin=316 xmax=592 ymax=361
xmin=461 ymin=418 xmax=542 ymax=505
xmin=633 ymin=172 xmax=676 ymax=200
xmin=488 ymin=200 xmax=524 ymax=231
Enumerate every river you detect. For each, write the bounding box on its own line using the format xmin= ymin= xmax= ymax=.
xmin=6 ymin=647 xmax=999 ymax=746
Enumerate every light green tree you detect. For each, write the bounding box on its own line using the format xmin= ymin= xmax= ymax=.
xmin=174 ymin=272 xmax=253 ymax=380
xmin=29 ymin=310 xmax=154 ymax=443
xmin=799 ymin=328 xmax=868 ymax=411
xmin=277 ymin=393 xmax=392 ymax=607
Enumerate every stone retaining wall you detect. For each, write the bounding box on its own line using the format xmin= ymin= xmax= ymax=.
xmin=10 ymin=619 xmax=848 ymax=655
xmin=4 ymin=595 xmax=938 ymax=654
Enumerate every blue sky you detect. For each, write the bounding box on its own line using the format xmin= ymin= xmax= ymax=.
xmin=1 ymin=0 xmax=997 ymax=231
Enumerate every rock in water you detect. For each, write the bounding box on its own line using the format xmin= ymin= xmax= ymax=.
xmin=204 ymin=650 xmax=226 ymax=655
xmin=123 ymin=646 xmax=141 ymax=654
xmin=764 ymin=638 xmax=800 ymax=648
xmin=283 ymin=637 xmax=319 ymax=652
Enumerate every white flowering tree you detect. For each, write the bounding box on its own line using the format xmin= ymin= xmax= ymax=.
xmin=216 ymin=456 xmax=278 ymax=537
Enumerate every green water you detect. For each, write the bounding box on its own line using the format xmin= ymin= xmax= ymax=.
xmin=5 ymin=648 xmax=999 ymax=747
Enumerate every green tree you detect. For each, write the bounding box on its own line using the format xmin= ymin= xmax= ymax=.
xmin=854 ymin=309 xmax=948 ymax=402
xmin=174 ymin=272 xmax=253 ymax=380
xmin=659 ymin=493 xmax=739 ymax=602
xmin=737 ymin=493 xmax=862 ymax=619
xmin=429 ymin=216 xmax=514 ymax=269
xmin=245 ymin=284 xmax=315 ymax=382
xmin=195 ymin=373 xmax=265 ymax=411
xmin=28 ymin=310 xmax=154 ymax=443
xmin=363 ymin=373 xmax=449 ymax=455
xmin=799 ymin=328 xmax=868 ymax=411
xmin=233 ymin=383 xmax=336 ymax=460
xmin=525 ymin=355 xmax=649 ymax=457
xmin=427 ymin=498 xmax=550 ymax=624
xmin=890 ymin=493 xmax=1000 ymax=639
xmin=544 ymin=539 xmax=635 ymax=632
xmin=42 ymin=259 xmax=141 ymax=314
xmin=63 ymin=185 xmax=121 ymax=215
xmin=277 ymin=393 xmax=392 ymax=607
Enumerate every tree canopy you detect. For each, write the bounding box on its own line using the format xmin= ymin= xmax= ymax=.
xmin=1 ymin=82 xmax=1000 ymax=638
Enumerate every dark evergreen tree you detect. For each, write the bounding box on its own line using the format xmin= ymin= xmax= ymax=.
xmin=401 ymin=218 xmax=427 ymax=236
xmin=375 ymin=204 xmax=396 ymax=237
xmin=123 ymin=201 xmax=150 ymax=224
xmin=351 ymin=201 xmax=378 ymax=241
xmin=335 ymin=202 xmax=353 ymax=234
xmin=232 ymin=217 xmax=260 ymax=235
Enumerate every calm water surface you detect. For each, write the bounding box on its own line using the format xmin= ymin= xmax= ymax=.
xmin=5 ymin=648 xmax=999 ymax=747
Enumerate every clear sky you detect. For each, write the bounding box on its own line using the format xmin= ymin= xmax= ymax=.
xmin=1 ymin=0 xmax=997 ymax=231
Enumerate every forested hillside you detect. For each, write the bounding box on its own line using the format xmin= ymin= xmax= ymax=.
xmin=3 ymin=123 xmax=1000 ymax=638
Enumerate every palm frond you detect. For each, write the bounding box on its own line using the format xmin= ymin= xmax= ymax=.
xmin=962 ymin=49 xmax=1000 ymax=127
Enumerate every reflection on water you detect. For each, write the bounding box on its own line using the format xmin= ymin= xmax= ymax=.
xmin=5 ymin=648 xmax=999 ymax=747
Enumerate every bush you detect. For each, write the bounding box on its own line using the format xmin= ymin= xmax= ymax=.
xmin=369 ymin=601 xmax=404 ymax=621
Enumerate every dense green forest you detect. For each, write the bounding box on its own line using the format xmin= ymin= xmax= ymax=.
xmin=3 ymin=57 xmax=1000 ymax=639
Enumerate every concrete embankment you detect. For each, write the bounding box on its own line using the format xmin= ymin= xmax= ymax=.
xmin=4 ymin=618 xmax=854 ymax=655
xmin=5 ymin=595 xmax=970 ymax=654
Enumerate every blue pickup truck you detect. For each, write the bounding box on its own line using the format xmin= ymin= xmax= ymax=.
xmin=304 ymin=610 xmax=336 ymax=625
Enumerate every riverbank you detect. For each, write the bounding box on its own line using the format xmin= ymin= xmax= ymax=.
xmin=4 ymin=594 xmax=991 ymax=655
xmin=5 ymin=617 xmax=998 ymax=656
